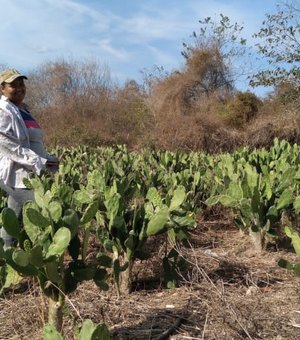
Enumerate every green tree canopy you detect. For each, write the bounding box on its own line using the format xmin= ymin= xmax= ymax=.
xmin=251 ymin=2 xmax=300 ymax=87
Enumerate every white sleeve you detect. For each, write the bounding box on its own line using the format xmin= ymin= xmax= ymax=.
xmin=0 ymin=110 xmax=47 ymax=174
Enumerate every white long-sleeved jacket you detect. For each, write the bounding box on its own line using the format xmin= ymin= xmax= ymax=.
xmin=0 ymin=95 xmax=47 ymax=188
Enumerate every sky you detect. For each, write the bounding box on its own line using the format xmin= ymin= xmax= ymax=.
xmin=0 ymin=0 xmax=287 ymax=97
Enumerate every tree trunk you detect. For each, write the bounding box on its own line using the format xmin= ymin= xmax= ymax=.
xmin=117 ymin=254 xmax=133 ymax=296
xmin=249 ymin=229 xmax=264 ymax=253
xmin=48 ymin=294 xmax=65 ymax=332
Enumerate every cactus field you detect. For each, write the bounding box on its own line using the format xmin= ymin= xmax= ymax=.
xmin=1 ymin=140 xmax=300 ymax=339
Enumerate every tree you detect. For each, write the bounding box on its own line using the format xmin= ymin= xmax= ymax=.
xmin=26 ymin=58 xmax=112 ymax=111
xmin=251 ymin=2 xmax=300 ymax=87
xmin=182 ymin=14 xmax=247 ymax=61
xmin=181 ymin=14 xmax=248 ymax=97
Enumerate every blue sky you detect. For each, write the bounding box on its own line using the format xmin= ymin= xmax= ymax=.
xmin=0 ymin=0 xmax=282 ymax=96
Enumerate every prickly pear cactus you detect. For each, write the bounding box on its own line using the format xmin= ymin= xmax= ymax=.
xmin=0 ymin=186 xmax=110 ymax=332
xmin=278 ymin=226 xmax=300 ymax=277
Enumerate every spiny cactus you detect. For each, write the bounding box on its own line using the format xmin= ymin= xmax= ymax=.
xmin=0 ymin=189 xmax=110 ymax=333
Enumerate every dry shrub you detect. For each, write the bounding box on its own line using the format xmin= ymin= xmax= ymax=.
xmin=144 ymin=45 xmax=299 ymax=152
xmin=184 ymin=47 xmax=232 ymax=96
xmin=26 ymin=59 xmax=115 ymax=147
xmin=148 ymin=72 xmax=193 ymax=117
xmin=26 ymin=60 xmax=153 ymax=149
xmin=145 ymin=47 xmax=239 ymax=151
xmin=41 ymin=94 xmax=151 ymax=149
xmin=218 ymin=91 xmax=262 ymax=128
xmin=147 ymin=89 xmax=248 ymax=152
xmin=274 ymin=82 xmax=300 ymax=107
xmin=22 ymin=57 xmax=300 ymax=152
xmin=150 ymin=113 xmax=205 ymax=150
xmin=108 ymin=80 xmax=153 ymax=148
xmin=148 ymin=47 xmax=232 ymax=118
xmin=244 ymin=97 xmax=300 ymax=149
xmin=202 ymin=127 xmax=244 ymax=153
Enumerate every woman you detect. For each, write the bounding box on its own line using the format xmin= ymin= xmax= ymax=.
xmin=0 ymin=68 xmax=59 ymax=247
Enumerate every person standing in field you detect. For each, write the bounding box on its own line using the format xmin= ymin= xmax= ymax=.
xmin=0 ymin=68 xmax=59 ymax=247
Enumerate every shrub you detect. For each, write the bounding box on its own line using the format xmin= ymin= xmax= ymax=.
xmin=220 ymin=91 xmax=262 ymax=128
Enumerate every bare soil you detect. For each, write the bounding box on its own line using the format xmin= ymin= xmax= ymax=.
xmin=1 ymin=214 xmax=300 ymax=340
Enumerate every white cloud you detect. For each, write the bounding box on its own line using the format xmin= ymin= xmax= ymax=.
xmin=118 ymin=10 xmax=189 ymax=43
xmin=94 ymin=39 xmax=131 ymax=61
xmin=43 ymin=0 xmax=110 ymax=28
xmin=0 ymin=0 xmax=283 ymax=94
xmin=0 ymin=0 xmax=118 ymax=66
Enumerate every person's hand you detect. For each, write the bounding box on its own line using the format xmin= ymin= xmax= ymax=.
xmin=46 ymin=159 xmax=59 ymax=173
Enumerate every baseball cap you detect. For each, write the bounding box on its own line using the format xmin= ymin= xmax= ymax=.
xmin=0 ymin=69 xmax=27 ymax=84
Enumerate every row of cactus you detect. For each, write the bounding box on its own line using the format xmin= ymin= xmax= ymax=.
xmin=206 ymin=138 xmax=300 ymax=250
xmin=68 ymin=166 xmax=195 ymax=293
xmin=42 ymin=138 xmax=300 ymax=253
xmin=51 ymin=145 xmax=201 ymax=293
xmin=0 ymin=145 xmax=199 ymax=335
xmin=0 ymin=178 xmax=110 ymax=332
xmin=3 ymin=138 xmax=300 ymax=334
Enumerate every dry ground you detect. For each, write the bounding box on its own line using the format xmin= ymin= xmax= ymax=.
xmin=1 ymin=215 xmax=300 ymax=340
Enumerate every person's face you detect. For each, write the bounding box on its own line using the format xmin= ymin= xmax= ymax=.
xmin=1 ymin=77 xmax=26 ymax=106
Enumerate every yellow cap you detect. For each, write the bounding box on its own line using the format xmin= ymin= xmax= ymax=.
xmin=0 ymin=69 xmax=27 ymax=84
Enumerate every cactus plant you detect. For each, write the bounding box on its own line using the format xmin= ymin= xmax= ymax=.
xmin=0 ymin=184 xmax=110 ymax=333
xmin=43 ymin=320 xmax=110 ymax=340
